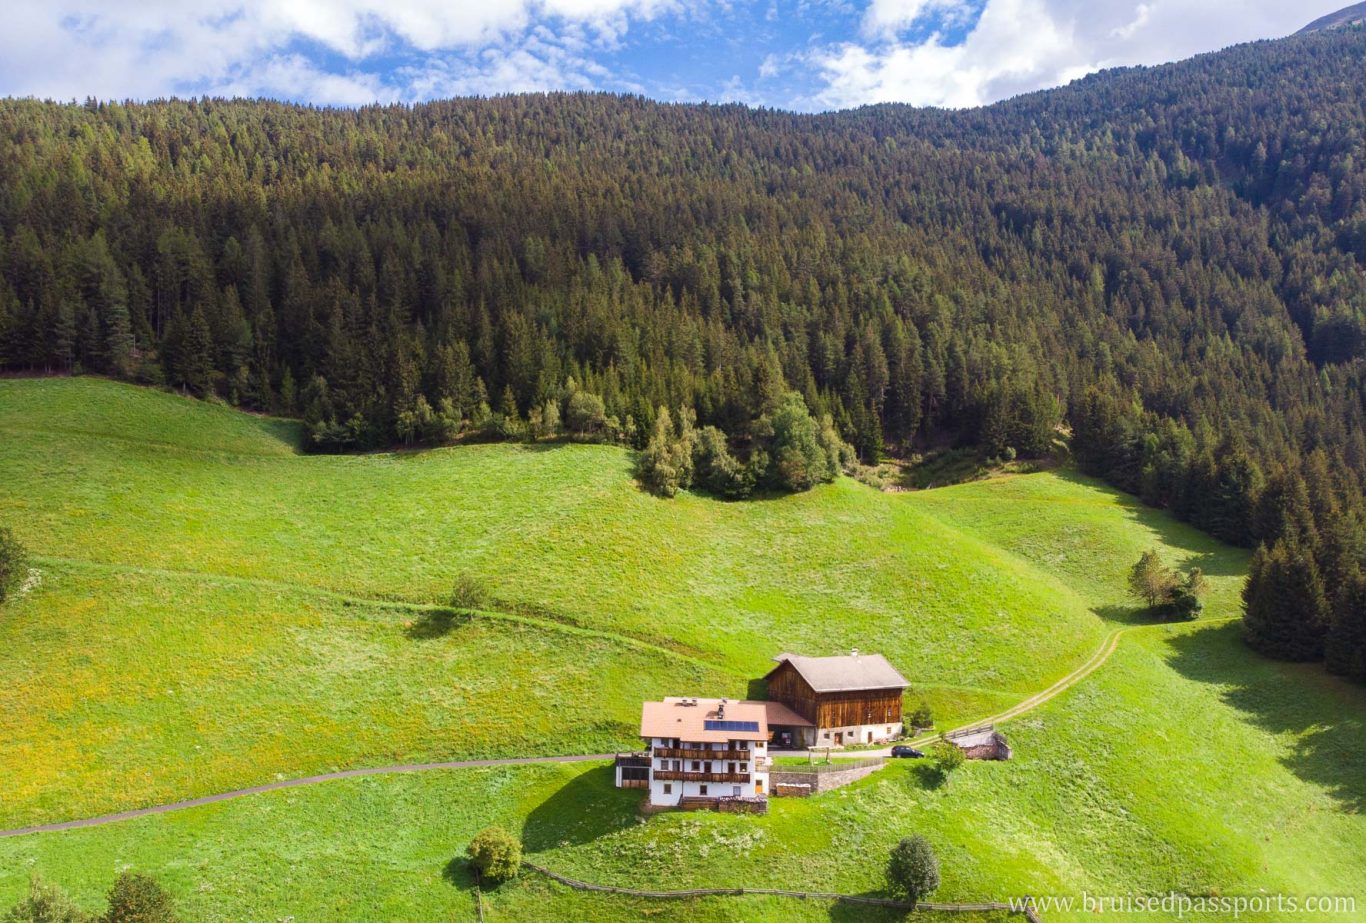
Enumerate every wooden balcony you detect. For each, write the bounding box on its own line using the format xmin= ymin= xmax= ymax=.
xmin=652 ymin=770 xmax=751 ymax=783
xmin=619 ymin=778 xmax=649 ymax=789
xmin=654 ymin=747 xmax=754 ymax=760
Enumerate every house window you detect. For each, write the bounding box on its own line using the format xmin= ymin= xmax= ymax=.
xmin=699 ymin=784 xmax=708 ymax=795
xmin=822 ymin=731 xmax=830 ymax=738
xmin=733 ymin=785 xmax=741 ymax=796
xmin=692 ymin=761 xmax=700 ymax=771
xmin=663 ymin=783 xmax=672 ymax=794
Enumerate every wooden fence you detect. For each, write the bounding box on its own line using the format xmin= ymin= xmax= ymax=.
xmin=776 ymin=756 xmax=885 ymax=774
xmin=522 ymin=861 xmax=1041 ymax=918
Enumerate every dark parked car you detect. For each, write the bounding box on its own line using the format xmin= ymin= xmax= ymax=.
xmin=890 ymin=745 xmax=924 ymax=758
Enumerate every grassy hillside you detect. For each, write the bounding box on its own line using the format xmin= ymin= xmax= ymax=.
xmin=1 ymin=378 xmax=1360 ymax=921
xmin=0 ymin=380 xmax=1107 ymax=684
xmin=0 ymin=565 xmax=733 ymax=828
xmin=1 ymin=623 xmax=1360 ymax=922
xmin=0 ymin=376 xmax=1194 ymax=828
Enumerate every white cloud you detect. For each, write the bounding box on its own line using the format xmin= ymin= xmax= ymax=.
xmin=861 ymin=0 xmax=972 ymax=38
xmin=0 ymin=0 xmax=683 ymax=102
xmin=0 ymin=0 xmax=1351 ymax=110
xmin=805 ymin=0 xmax=1349 ymax=110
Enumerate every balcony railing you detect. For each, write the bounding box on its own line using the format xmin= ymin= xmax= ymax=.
xmin=652 ymin=770 xmax=751 ymax=783
xmin=619 ymin=778 xmax=649 ymax=789
xmin=654 ymin=747 xmax=754 ymax=761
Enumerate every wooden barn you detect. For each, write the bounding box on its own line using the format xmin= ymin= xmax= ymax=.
xmin=762 ymin=650 xmax=910 ymax=748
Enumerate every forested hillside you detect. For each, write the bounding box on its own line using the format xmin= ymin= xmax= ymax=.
xmin=1 ymin=26 xmax=1365 ymax=678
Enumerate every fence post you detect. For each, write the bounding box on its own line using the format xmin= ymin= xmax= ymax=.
xmin=471 ymin=867 xmax=485 ymax=923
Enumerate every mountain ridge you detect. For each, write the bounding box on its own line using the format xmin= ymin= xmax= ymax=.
xmin=1299 ymin=1 xmax=1366 ymax=33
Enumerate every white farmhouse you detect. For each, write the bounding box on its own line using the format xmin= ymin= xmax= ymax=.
xmin=615 ymin=696 xmax=811 ymax=808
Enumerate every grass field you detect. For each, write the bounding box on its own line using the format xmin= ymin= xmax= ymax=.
xmin=0 ymin=377 xmax=1361 ymax=921
xmin=1 ymin=622 xmax=1360 ymax=921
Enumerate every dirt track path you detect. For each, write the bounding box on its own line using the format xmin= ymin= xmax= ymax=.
xmin=0 ymin=557 xmax=1239 ymax=840
xmin=0 ymin=754 xmax=618 ymax=839
xmin=777 ymin=616 xmax=1240 ymax=757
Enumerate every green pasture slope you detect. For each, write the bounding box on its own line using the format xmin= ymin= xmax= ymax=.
xmin=0 ymin=377 xmax=1362 ymax=921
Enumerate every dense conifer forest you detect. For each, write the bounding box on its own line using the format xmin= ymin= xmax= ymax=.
xmin=1 ymin=26 xmax=1364 ymax=679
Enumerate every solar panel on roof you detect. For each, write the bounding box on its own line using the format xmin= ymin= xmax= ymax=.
xmin=703 ymin=719 xmax=760 ymax=732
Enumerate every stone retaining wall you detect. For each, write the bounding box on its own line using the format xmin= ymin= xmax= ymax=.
xmin=770 ymin=760 xmax=884 ymax=796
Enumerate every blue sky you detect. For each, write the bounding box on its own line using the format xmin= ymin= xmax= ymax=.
xmin=0 ymin=1 xmax=1348 ymax=111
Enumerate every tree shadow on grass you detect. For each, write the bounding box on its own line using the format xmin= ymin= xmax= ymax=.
xmin=1161 ymin=621 xmax=1366 ymax=814
xmin=1092 ymin=603 xmax=1200 ymax=628
xmin=404 ymin=608 xmax=473 ymax=640
xmin=1053 ymin=471 xmax=1249 ymax=578
xmin=1093 ymin=603 xmax=1155 ymax=626
xmin=827 ymin=897 xmax=913 ymax=922
xmin=521 ymin=765 xmax=641 ymax=852
xmin=442 ymin=855 xmax=474 ymax=889
xmin=910 ymin=763 xmax=947 ymax=791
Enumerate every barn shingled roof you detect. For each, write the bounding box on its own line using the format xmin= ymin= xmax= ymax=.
xmin=766 ymin=652 xmax=909 ymax=693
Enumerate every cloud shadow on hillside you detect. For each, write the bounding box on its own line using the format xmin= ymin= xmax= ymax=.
xmin=521 ymin=765 xmax=639 ymax=852
xmin=1161 ymin=621 xmax=1366 ymax=814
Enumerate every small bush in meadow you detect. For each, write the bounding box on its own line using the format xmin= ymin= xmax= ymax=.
xmin=0 ymin=527 xmax=27 ymax=605
xmin=102 ymin=872 xmax=178 ymax=923
xmin=931 ymin=740 xmax=965 ymax=780
xmin=886 ymin=834 xmax=940 ymax=903
xmin=466 ymin=826 xmax=522 ymax=883
xmin=4 ymin=876 xmax=94 ymax=923
xmin=450 ymin=574 xmax=490 ymax=610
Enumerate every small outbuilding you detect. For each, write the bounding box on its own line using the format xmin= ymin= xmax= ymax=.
xmin=944 ymin=724 xmax=1012 ymax=760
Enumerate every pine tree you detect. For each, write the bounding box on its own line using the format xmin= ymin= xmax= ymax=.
xmin=1325 ymin=570 xmax=1366 ymax=681
xmin=50 ymin=299 xmax=77 ymax=372
xmin=1242 ymin=539 xmax=1330 ymax=662
xmin=1128 ymin=549 xmax=1176 ymax=608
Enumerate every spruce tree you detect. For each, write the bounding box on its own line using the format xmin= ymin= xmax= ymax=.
xmin=1325 ymin=570 xmax=1366 ymax=681
xmin=1242 ymin=539 xmax=1330 ymax=662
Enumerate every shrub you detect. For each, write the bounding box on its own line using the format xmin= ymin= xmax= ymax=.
xmin=466 ymin=826 xmax=522 ymax=883
xmin=908 ymin=700 xmax=934 ymax=731
xmin=639 ymin=406 xmax=696 ymax=497
xmin=1170 ymin=587 xmax=1203 ymax=620
xmin=886 ymin=835 xmax=941 ymax=904
xmin=4 ymin=876 xmax=93 ymax=923
xmin=0 ymin=527 xmax=27 ymax=605
xmin=693 ymin=426 xmax=754 ymax=499
xmin=931 ymin=740 xmax=965 ymax=780
xmin=450 ymin=574 xmax=490 ymax=610
xmin=565 ymin=390 xmax=607 ymax=438
xmin=102 ymin=872 xmax=177 ymax=923
xmin=765 ymin=392 xmax=836 ymax=492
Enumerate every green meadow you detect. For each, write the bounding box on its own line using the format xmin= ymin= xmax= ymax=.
xmin=0 ymin=377 xmax=1362 ymax=921
xmin=1 ymin=622 xmax=1360 ymax=922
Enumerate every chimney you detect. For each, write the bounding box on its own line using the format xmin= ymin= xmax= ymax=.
xmin=718 ymin=698 xmax=726 ymax=719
